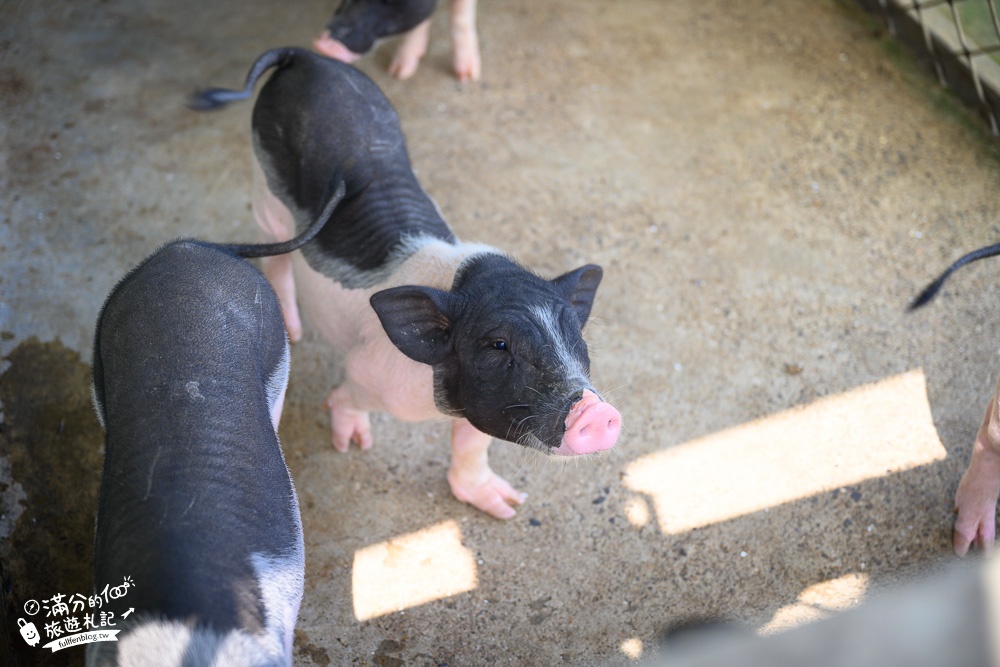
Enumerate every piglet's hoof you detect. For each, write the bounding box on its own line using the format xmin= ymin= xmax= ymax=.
xmin=325 ymin=389 xmax=372 ymax=452
xmin=447 ymin=468 xmax=525 ymax=519
xmin=952 ymin=445 xmax=1000 ymax=556
xmin=452 ymin=33 xmax=480 ymax=81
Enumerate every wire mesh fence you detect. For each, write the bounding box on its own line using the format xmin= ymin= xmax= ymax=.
xmin=858 ymin=0 xmax=1000 ymax=135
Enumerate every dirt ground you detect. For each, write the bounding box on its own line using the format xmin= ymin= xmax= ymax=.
xmin=3 ymin=0 xmax=1000 ymax=665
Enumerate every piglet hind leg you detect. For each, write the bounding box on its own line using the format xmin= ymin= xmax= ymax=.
xmin=324 ymin=384 xmax=373 ymax=452
xmin=253 ymin=161 xmax=303 ymax=341
xmin=953 ymin=378 xmax=1000 ymax=556
xmin=389 ymin=19 xmax=431 ymax=79
xmin=450 ymin=0 xmax=480 ymax=82
xmin=447 ymin=419 xmax=524 ymax=519
xmin=261 ymin=255 xmax=303 ymax=342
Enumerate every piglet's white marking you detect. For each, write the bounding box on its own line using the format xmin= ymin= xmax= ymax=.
xmin=91 ymin=381 xmax=106 ymax=430
xmin=99 ymin=618 xmax=286 ymax=667
xmin=88 ymin=550 xmax=304 ymax=667
xmin=250 ymin=550 xmax=305 ymax=660
xmin=529 ymin=305 xmax=591 ymax=390
xmin=265 ymin=339 xmax=291 ymax=431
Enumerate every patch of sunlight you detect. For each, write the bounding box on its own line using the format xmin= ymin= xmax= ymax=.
xmin=624 ymin=496 xmax=651 ymax=528
xmin=623 ymin=369 xmax=946 ymax=534
xmin=759 ymin=573 xmax=869 ymax=635
xmin=619 ymin=637 xmax=643 ymax=660
xmin=352 ymin=520 xmax=478 ymax=621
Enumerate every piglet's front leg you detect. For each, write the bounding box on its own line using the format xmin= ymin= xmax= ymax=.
xmin=450 ymin=0 xmax=480 ymax=82
xmin=954 ymin=376 xmax=1000 ymax=556
xmin=447 ymin=419 xmax=525 ymax=519
xmin=389 ymin=19 xmax=431 ymax=80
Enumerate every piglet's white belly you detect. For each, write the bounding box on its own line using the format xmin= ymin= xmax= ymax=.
xmin=291 ymin=251 xmax=373 ymax=351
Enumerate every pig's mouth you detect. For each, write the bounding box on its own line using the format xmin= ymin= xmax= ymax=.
xmin=500 ymin=404 xmax=564 ymax=453
xmin=507 ymin=390 xmax=622 ymax=457
xmin=314 ymin=30 xmax=367 ymax=62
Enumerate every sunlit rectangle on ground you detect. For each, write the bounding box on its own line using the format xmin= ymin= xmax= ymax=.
xmin=623 ymin=370 xmax=947 ymax=534
xmin=352 ymin=520 xmax=478 ymax=621
xmin=759 ymin=573 xmax=869 ymax=634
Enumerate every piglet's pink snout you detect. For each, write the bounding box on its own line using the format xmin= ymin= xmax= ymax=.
xmin=562 ymin=390 xmax=621 ymax=455
xmin=314 ymin=34 xmax=362 ymax=63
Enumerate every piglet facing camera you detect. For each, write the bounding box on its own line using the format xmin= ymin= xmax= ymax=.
xmin=87 ymin=197 xmax=344 ymax=665
xmin=190 ymin=48 xmax=621 ymax=520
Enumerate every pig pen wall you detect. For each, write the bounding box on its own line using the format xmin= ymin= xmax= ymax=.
xmin=857 ymin=0 xmax=1000 ymax=136
xmin=2 ymin=0 xmax=1000 ymax=666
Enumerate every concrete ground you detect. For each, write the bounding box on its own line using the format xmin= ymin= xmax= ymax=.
xmin=2 ymin=0 xmax=1000 ymax=665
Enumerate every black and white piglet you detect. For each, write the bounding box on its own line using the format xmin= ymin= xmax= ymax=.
xmin=190 ymin=48 xmax=621 ymax=519
xmin=87 ymin=186 xmax=342 ymax=666
xmin=314 ymin=0 xmax=480 ymax=81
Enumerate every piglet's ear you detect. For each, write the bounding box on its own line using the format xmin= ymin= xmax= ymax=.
xmin=551 ymin=264 xmax=603 ymax=327
xmin=370 ymin=286 xmax=464 ymax=366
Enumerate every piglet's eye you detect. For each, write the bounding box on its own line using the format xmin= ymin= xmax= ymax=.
xmin=491 ymin=340 xmax=508 ymax=351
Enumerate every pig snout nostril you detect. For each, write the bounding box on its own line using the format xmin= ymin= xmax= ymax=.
xmin=598 ymin=415 xmax=619 ymax=434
